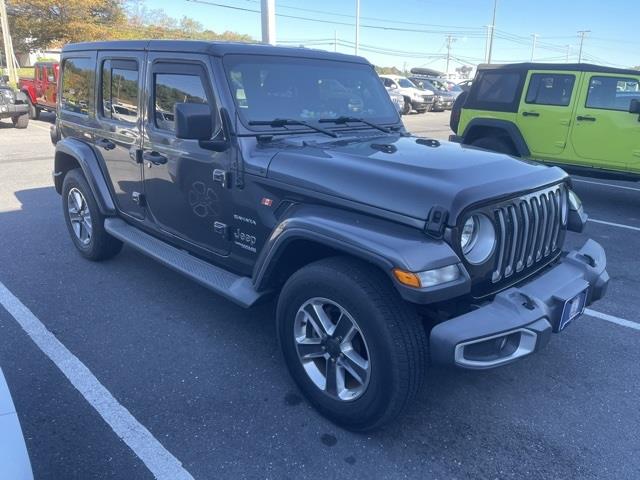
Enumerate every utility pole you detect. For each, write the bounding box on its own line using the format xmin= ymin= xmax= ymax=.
xmin=260 ymin=0 xmax=276 ymax=45
xmin=333 ymin=30 xmax=337 ymax=52
xmin=0 ymin=0 xmax=17 ymax=84
xmin=577 ymin=30 xmax=590 ymax=63
xmin=565 ymin=44 xmax=571 ymax=63
xmin=445 ymin=35 xmax=456 ymax=77
xmin=355 ymin=0 xmax=360 ymax=56
xmin=486 ymin=0 xmax=498 ymax=64
xmin=530 ymin=34 xmax=538 ymax=62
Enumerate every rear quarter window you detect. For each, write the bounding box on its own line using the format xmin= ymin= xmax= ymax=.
xmin=465 ymin=70 xmax=525 ymax=112
xmin=61 ymin=57 xmax=94 ymax=115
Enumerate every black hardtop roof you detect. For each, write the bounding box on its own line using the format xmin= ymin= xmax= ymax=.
xmin=477 ymin=62 xmax=640 ymax=77
xmin=62 ymin=40 xmax=370 ymax=64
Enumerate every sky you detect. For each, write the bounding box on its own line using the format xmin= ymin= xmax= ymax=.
xmin=147 ymin=0 xmax=640 ymax=74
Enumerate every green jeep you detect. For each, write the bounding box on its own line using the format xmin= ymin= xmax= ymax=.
xmin=450 ymin=63 xmax=640 ymax=179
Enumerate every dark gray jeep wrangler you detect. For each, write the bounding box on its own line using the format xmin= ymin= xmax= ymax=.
xmin=0 ymin=74 xmax=29 ymax=128
xmin=52 ymin=41 xmax=609 ymax=431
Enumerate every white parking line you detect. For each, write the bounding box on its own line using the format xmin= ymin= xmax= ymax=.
xmin=573 ymin=178 xmax=640 ymax=192
xmin=588 ymin=218 xmax=640 ymax=232
xmin=585 ymin=308 xmax=640 ymax=331
xmin=0 ymin=281 xmax=194 ymax=480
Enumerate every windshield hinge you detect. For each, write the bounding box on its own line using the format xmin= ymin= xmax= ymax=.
xmin=425 ymin=205 xmax=449 ymax=238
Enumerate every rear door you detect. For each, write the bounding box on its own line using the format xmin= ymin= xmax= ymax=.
xmin=94 ymin=51 xmax=145 ymax=219
xmin=571 ymin=74 xmax=640 ymax=172
xmin=516 ymin=71 xmax=578 ymax=158
xmin=142 ymin=54 xmax=233 ymax=255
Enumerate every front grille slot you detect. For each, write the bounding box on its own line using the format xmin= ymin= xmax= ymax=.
xmin=491 ymin=185 xmax=566 ymax=284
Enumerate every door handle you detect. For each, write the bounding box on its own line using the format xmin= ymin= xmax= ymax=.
xmin=97 ymin=138 xmax=116 ymax=151
xmin=576 ymin=115 xmax=596 ymax=122
xmin=142 ymin=151 xmax=168 ymax=165
xmin=522 ymin=111 xmax=540 ymax=117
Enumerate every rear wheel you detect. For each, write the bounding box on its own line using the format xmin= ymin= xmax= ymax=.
xmin=470 ymin=136 xmax=518 ymax=156
xmin=62 ymin=169 xmax=123 ymax=261
xmin=12 ymin=113 xmax=29 ymax=129
xmin=277 ymin=257 xmax=428 ymax=431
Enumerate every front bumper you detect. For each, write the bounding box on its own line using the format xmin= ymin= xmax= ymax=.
xmin=0 ymin=102 xmax=28 ymax=118
xmin=433 ymin=99 xmax=454 ymax=110
xmin=430 ymin=239 xmax=609 ymax=369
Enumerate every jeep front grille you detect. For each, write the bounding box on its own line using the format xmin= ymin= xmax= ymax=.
xmin=491 ymin=184 xmax=566 ymax=283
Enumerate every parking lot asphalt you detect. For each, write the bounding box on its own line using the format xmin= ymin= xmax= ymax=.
xmin=1 ymin=112 xmax=639 ymax=480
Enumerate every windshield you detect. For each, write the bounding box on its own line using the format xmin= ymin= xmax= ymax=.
xmin=397 ymin=78 xmax=416 ymax=89
xmin=224 ymin=55 xmax=399 ymax=127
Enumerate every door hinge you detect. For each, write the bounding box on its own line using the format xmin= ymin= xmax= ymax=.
xmin=213 ymin=169 xmax=230 ymax=188
xmin=425 ymin=205 xmax=449 ymax=238
xmin=130 ymin=148 xmax=143 ymax=164
xmin=132 ymin=191 xmax=146 ymax=207
xmin=214 ymin=221 xmax=228 ymax=239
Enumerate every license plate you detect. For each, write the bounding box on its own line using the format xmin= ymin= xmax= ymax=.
xmin=559 ymin=289 xmax=588 ymax=331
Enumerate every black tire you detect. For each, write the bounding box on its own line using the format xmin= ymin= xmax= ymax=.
xmin=12 ymin=113 xmax=29 ymax=129
xmin=62 ymin=169 xmax=123 ymax=261
xmin=471 ymin=137 xmax=519 ymax=156
xmin=277 ymin=257 xmax=428 ymax=431
xmin=27 ymin=98 xmax=40 ymax=120
xmin=449 ymin=91 xmax=468 ymax=133
xmin=470 ymin=136 xmax=518 ymax=156
xmin=402 ymin=97 xmax=411 ymax=115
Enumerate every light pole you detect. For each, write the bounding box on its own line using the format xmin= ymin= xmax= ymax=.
xmin=577 ymin=30 xmax=590 ymax=63
xmin=261 ymin=0 xmax=276 ymax=45
xmin=530 ymin=34 xmax=538 ymax=62
xmin=486 ymin=0 xmax=498 ymax=64
xmin=355 ymin=0 xmax=360 ymax=56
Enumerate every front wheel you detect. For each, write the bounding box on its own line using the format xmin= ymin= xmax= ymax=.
xmin=62 ymin=169 xmax=123 ymax=261
xmin=402 ymin=98 xmax=411 ymax=115
xmin=277 ymin=257 xmax=428 ymax=431
xmin=27 ymin=98 xmax=40 ymax=119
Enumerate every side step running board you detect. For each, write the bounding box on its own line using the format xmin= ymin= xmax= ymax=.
xmin=104 ymin=218 xmax=266 ymax=308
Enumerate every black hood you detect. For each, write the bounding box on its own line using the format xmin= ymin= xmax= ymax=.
xmin=266 ymin=135 xmax=567 ymax=225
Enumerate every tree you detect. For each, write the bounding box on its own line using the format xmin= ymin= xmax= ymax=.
xmin=634 ymin=66 xmax=640 ymax=71
xmin=5 ymin=0 xmax=253 ymax=55
xmin=7 ymin=0 xmax=126 ymax=52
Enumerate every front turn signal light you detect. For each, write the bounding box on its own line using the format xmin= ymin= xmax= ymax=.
xmin=393 ymin=264 xmax=462 ymax=289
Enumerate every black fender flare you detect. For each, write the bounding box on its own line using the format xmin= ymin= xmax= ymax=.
xmin=54 ymin=138 xmax=116 ymax=215
xmin=253 ymin=204 xmax=469 ymax=303
xmin=461 ymin=118 xmax=530 ymax=157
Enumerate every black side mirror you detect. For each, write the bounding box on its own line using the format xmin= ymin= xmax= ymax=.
xmin=629 ymin=98 xmax=640 ymax=115
xmin=174 ymin=102 xmax=216 ymax=140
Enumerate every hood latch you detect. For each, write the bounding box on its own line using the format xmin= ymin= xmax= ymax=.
xmin=425 ymin=205 xmax=449 ymax=238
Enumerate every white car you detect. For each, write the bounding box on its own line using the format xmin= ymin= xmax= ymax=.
xmin=379 ymin=74 xmax=434 ymax=114
xmin=0 ymin=368 xmax=33 ymax=480
xmin=385 ymin=86 xmax=405 ymax=115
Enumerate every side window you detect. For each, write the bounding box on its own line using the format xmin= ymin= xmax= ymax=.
xmin=61 ymin=57 xmax=93 ymax=115
xmin=586 ymin=76 xmax=640 ymax=111
xmin=525 ymin=73 xmax=575 ymax=106
xmin=100 ymin=59 xmax=139 ymax=124
xmin=475 ymin=72 xmax=521 ymax=104
xmin=153 ymin=72 xmax=209 ymax=132
xmin=47 ymin=68 xmax=55 ymax=83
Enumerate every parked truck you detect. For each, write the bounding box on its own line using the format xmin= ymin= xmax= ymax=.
xmin=19 ymin=61 xmax=59 ymax=119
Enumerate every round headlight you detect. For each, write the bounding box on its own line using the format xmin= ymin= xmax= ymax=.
xmin=460 ymin=214 xmax=496 ymax=265
xmin=461 ymin=216 xmax=478 ymax=254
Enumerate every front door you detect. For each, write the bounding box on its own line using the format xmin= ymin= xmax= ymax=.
xmin=516 ymin=71 xmax=578 ymax=158
xmin=94 ymin=51 xmax=145 ymax=219
xmin=142 ymin=54 xmax=232 ymax=255
xmin=571 ymin=74 xmax=640 ymax=173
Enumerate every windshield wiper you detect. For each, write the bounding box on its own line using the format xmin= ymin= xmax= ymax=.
xmin=248 ymin=118 xmax=338 ymax=138
xmin=318 ymin=116 xmax=391 ymax=133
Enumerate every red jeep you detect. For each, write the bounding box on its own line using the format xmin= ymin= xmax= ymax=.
xmin=19 ymin=61 xmax=59 ymax=119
